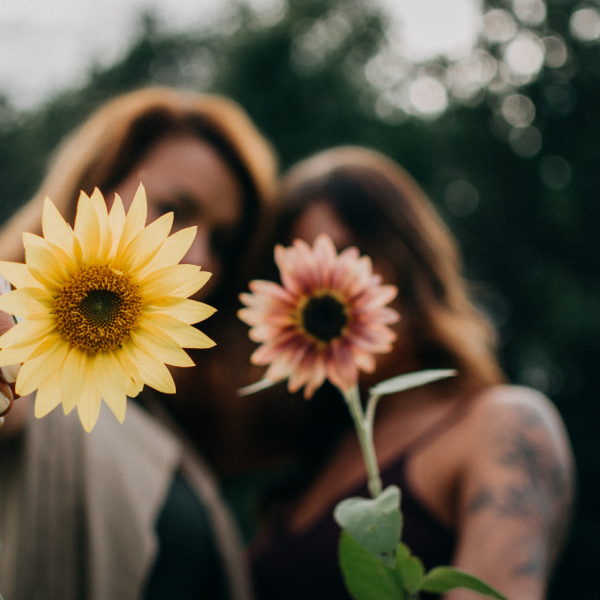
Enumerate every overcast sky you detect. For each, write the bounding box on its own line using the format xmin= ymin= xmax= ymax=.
xmin=0 ymin=0 xmax=481 ymax=110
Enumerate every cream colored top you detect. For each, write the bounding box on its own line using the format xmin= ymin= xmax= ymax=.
xmin=0 ymin=401 xmax=251 ymax=600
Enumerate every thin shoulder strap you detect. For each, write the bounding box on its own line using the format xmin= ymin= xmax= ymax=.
xmin=401 ymin=393 xmax=479 ymax=459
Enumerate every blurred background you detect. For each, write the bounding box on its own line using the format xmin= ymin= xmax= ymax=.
xmin=0 ymin=0 xmax=598 ymax=597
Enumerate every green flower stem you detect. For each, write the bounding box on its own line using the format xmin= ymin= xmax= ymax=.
xmin=342 ymin=385 xmax=382 ymax=498
xmin=365 ymin=392 xmax=382 ymax=432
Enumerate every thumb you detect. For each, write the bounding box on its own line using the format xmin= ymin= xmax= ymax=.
xmin=0 ymin=308 xmax=15 ymax=338
xmin=0 ymin=275 xmax=17 ymax=419
xmin=0 ymin=275 xmax=15 ymax=335
xmin=0 ymin=273 xmax=15 ymax=340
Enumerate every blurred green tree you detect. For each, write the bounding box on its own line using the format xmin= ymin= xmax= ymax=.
xmin=0 ymin=0 xmax=597 ymax=596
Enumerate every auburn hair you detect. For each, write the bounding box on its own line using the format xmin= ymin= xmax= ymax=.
xmin=0 ymin=87 xmax=278 ymax=300
xmin=277 ymin=146 xmax=505 ymax=390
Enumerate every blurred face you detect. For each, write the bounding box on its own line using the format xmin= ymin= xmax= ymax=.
xmin=290 ymin=200 xmax=413 ymax=378
xmin=290 ymin=200 xmax=398 ymax=287
xmin=290 ymin=201 xmax=352 ymax=250
xmin=112 ymin=134 xmax=243 ymax=298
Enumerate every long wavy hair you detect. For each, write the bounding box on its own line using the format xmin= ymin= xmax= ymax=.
xmin=0 ymin=88 xmax=279 ymax=462
xmin=0 ymin=87 xmax=278 ymax=305
xmin=277 ymin=146 xmax=505 ymax=390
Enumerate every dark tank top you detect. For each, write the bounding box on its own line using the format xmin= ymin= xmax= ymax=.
xmin=250 ymin=400 xmax=473 ymax=600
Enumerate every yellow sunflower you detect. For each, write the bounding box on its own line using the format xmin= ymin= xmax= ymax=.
xmin=0 ymin=184 xmax=215 ymax=432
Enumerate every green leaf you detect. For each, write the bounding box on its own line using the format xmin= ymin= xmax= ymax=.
xmin=369 ymin=369 xmax=457 ymax=397
xmin=395 ymin=543 xmax=424 ymax=594
xmin=421 ymin=567 xmax=508 ymax=599
xmin=334 ymin=485 xmax=402 ymax=567
xmin=339 ymin=530 xmax=405 ymax=600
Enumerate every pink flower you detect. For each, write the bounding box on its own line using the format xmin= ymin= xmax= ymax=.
xmin=238 ymin=234 xmax=400 ymax=399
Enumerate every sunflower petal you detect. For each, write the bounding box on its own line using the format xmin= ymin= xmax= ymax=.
xmin=23 ymin=232 xmax=77 ymax=275
xmin=125 ymin=343 xmax=176 ymax=394
xmin=34 ymin=368 xmax=63 ymax=418
xmin=108 ymin=194 xmax=126 ymax=261
xmin=117 ymin=184 xmax=147 ymax=257
xmin=0 ymin=261 xmax=41 ymax=289
xmin=77 ymin=384 xmax=102 ymax=432
xmin=26 ymin=332 xmax=65 ymax=361
xmin=126 ymin=378 xmax=144 ymax=398
xmin=144 ymin=313 xmax=215 ymax=349
xmin=0 ymin=314 xmax=56 ymax=350
xmin=16 ymin=338 xmax=69 ymax=397
xmin=94 ymin=351 xmax=127 ymax=423
xmin=131 ymin=321 xmax=195 ymax=367
xmin=137 ymin=226 xmax=197 ymax=278
xmin=117 ymin=212 xmax=173 ymax=273
xmin=0 ymin=287 xmax=52 ymax=318
xmin=25 ymin=243 xmax=69 ymax=290
xmin=0 ymin=346 xmax=36 ymax=366
xmin=140 ymin=265 xmax=208 ymax=300
xmin=144 ymin=297 xmax=216 ymax=324
xmin=42 ymin=197 xmax=79 ymax=261
xmin=171 ymin=271 xmax=212 ymax=299
xmin=114 ymin=348 xmax=144 ymax=398
xmin=74 ymin=191 xmax=102 ymax=266
xmin=61 ymin=348 xmax=90 ymax=414
xmin=89 ymin=188 xmax=113 ymax=263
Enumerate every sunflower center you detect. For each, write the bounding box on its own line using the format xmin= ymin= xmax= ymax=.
xmin=54 ymin=265 xmax=143 ymax=353
xmin=301 ymin=294 xmax=348 ymax=343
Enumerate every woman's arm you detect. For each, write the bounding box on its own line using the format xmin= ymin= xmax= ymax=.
xmin=447 ymin=386 xmax=574 ymax=600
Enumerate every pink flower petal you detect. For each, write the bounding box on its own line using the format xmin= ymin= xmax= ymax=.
xmin=314 ymin=234 xmax=337 ymax=288
xmin=239 ymin=233 xmax=399 ymax=399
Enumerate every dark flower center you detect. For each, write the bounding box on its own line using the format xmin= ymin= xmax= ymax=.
xmin=54 ymin=265 xmax=143 ymax=352
xmin=80 ymin=289 xmax=123 ymax=325
xmin=301 ymin=294 xmax=348 ymax=343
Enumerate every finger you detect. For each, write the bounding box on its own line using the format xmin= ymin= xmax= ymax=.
xmin=0 ymin=274 xmax=15 ymax=338
xmin=0 ymin=383 xmax=13 ymax=417
xmin=1 ymin=364 xmax=21 ymax=384
xmin=0 ymin=308 xmax=15 ymax=338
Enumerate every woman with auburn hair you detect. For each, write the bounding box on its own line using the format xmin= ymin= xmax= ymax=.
xmin=249 ymin=146 xmax=574 ymax=600
xmin=0 ymin=87 xmax=277 ymax=600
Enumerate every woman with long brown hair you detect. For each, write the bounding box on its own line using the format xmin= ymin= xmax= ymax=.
xmin=250 ymin=146 xmax=574 ymax=600
xmin=0 ymin=87 xmax=277 ymax=600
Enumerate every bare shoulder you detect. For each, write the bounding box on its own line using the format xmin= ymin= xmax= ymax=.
xmin=467 ymin=384 xmax=571 ymax=445
xmin=453 ymin=384 xmax=574 ymax=589
xmin=462 ymin=384 xmax=574 ymax=499
xmin=462 ymin=384 xmax=574 ymax=478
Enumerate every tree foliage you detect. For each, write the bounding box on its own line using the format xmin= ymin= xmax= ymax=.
xmin=0 ymin=0 xmax=597 ymax=596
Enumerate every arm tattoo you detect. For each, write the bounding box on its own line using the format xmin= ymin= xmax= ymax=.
xmin=466 ymin=404 xmax=572 ymax=578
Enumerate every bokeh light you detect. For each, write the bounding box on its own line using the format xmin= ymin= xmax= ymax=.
xmin=444 ymin=179 xmax=479 ymax=216
xmin=483 ymin=9 xmax=517 ymax=43
xmin=512 ymin=0 xmax=546 ymax=26
xmin=449 ymin=49 xmax=497 ymax=100
xmin=543 ymin=35 xmax=568 ymax=68
xmin=408 ymin=75 xmax=448 ymax=117
xmin=502 ymin=93 xmax=536 ymax=127
xmin=290 ymin=10 xmax=351 ymax=73
xmin=503 ymin=32 xmax=545 ymax=78
xmin=509 ymin=125 xmax=542 ymax=157
xmin=569 ymin=8 xmax=600 ymax=43
xmin=538 ymin=156 xmax=572 ymax=190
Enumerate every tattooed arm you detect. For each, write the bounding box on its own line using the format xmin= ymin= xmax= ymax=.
xmin=446 ymin=386 xmax=574 ymax=600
